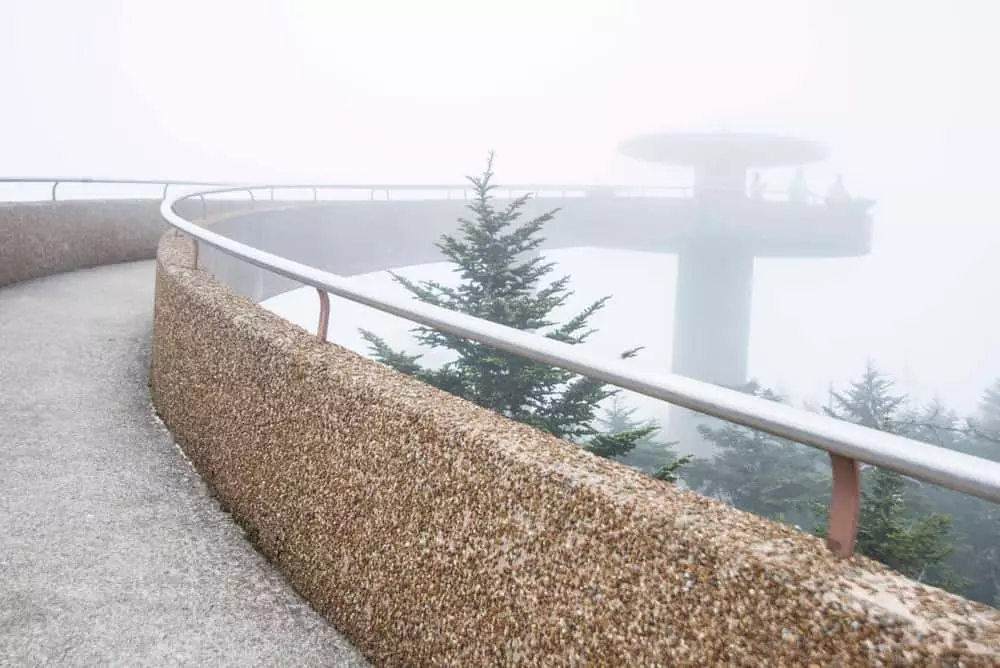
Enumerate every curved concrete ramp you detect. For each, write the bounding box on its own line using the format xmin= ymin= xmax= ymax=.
xmin=0 ymin=262 xmax=366 ymax=666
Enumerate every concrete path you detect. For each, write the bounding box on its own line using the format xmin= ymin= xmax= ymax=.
xmin=0 ymin=262 xmax=367 ymax=667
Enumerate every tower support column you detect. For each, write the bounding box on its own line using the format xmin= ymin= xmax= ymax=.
xmin=667 ymin=242 xmax=755 ymax=455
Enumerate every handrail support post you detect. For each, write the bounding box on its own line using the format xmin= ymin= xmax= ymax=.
xmin=316 ymin=289 xmax=330 ymax=342
xmin=826 ymin=453 xmax=862 ymax=557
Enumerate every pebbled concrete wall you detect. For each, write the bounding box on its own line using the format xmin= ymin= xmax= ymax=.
xmin=0 ymin=199 xmax=252 ymax=288
xmin=0 ymin=200 xmax=169 ymax=287
xmin=151 ymin=232 xmax=1000 ymax=666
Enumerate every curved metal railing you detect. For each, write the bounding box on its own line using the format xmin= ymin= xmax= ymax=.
xmin=1 ymin=177 xmax=693 ymax=202
xmin=156 ymin=182 xmax=1000 ymax=559
xmin=0 ymin=177 xmax=835 ymax=205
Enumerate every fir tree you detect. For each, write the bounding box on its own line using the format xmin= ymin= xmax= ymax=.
xmin=970 ymin=378 xmax=1000 ymax=448
xmin=979 ymin=379 xmax=1000 ymax=432
xmin=595 ymin=396 xmax=692 ymax=482
xmin=825 ymin=361 xmax=907 ymax=432
xmin=361 ymin=153 xmax=649 ymax=457
xmin=851 ymin=466 xmax=956 ymax=584
xmin=906 ymin=397 xmax=1000 ymax=604
xmin=682 ymin=381 xmax=829 ymax=526
xmin=816 ymin=363 xmax=957 ymax=587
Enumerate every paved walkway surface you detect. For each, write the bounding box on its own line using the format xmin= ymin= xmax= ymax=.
xmin=0 ymin=262 xmax=368 ymax=667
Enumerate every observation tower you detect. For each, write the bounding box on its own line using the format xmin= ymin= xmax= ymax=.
xmin=618 ymin=132 xmax=874 ymax=450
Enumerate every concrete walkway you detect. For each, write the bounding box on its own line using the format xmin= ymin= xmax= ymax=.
xmin=0 ymin=262 xmax=367 ymax=667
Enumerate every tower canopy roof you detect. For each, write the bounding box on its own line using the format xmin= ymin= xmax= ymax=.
xmin=619 ymin=132 xmax=829 ymax=168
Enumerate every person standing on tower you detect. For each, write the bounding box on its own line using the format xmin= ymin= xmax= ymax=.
xmin=826 ymin=173 xmax=851 ymax=204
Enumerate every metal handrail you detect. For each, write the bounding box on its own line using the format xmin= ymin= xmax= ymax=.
xmin=1 ymin=178 xmax=846 ymax=208
xmin=3 ymin=177 xmax=692 ymax=200
xmin=161 ymin=183 xmax=1000 ymax=559
xmin=6 ymin=177 xmax=850 ymax=205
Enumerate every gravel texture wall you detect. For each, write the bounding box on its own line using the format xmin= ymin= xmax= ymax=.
xmin=0 ymin=200 xmax=168 ymax=287
xmin=0 ymin=198 xmax=250 ymax=288
xmin=151 ymin=233 xmax=1000 ymax=666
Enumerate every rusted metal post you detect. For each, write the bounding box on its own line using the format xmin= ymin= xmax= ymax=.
xmin=826 ymin=454 xmax=862 ymax=556
xmin=316 ymin=289 xmax=330 ymax=342
xmin=192 ymin=238 xmax=199 ymax=270
xmin=51 ymin=181 xmax=59 ymax=200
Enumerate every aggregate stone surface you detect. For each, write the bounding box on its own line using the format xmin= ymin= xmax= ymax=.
xmin=151 ymin=236 xmax=1000 ymax=667
xmin=0 ymin=261 xmax=367 ymax=667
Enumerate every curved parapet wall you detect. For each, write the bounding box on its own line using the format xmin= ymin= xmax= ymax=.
xmin=0 ymin=200 xmax=170 ymax=287
xmin=151 ymin=232 xmax=1000 ymax=665
xmin=0 ymin=198 xmax=247 ymax=288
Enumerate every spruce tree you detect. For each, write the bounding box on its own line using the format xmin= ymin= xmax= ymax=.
xmin=906 ymin=398 xmax=999 ymax=604
xmin=979 ymin=379 xmax=1000 ymax=431
xmin=816 ymin=363 xmax=957 ymax=587
xmin=682 ymin=381 xmax=829 ymax=526
xmin=825 ymin=361 xmax=906 ymax=431
xmin=361 ymin=153 xmax=650 ymax=458
xmin=595 ymin=396 xmax=692 ymax=482
xmin=971 ymin=378 xmax=1000 ymax=447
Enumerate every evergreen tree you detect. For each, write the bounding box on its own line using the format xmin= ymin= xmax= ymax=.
xmin=850 ymin=466 xmax=956 ymax=585
xmin=361 ymin=153 xmax=649 ymax=457
xmin=595 ymin=396 xmax=691 ymax=482
xmin=900 ymin=398 xmax=966 ymax=451
xmin=817 ymin=363 xmax=957 ymax=587
xmin=979 ymin=379 xmax=1000 ymax=431
xmin=906 ymin=397 xmax=1000 ymax=605
xmin=825 ymin=361 xmax=907 ymax=431
xmin=970 ymin=378 xmax=1000 ymax=449
xmin=681 ymin=381 xmax=829 ymax=526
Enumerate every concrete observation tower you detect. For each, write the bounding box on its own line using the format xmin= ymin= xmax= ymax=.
xmin=618 ymin=133 xmax=874 ymax=451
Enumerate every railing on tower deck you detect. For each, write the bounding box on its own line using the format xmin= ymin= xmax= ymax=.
xmin=0 ymin=177 xmax=692 ymax=203
xmin=0 ymin=176 xmax=842 ymax=206
xmin=153 ymin=182 xmax=1000 ymax=559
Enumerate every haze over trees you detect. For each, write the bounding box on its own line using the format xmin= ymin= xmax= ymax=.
xmin=359 ymin=154 xmax=1000 ymax=608
xmin=814 ymin=365 xmax=957 ymax=589
xmin=685 ymin=363 xmax=1000 ymax=605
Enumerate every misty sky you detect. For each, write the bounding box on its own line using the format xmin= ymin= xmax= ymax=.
xmin=3 ymin=0 xmax=1000 ymax=411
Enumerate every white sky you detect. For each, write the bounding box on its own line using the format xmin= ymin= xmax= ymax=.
xmin=3 ymin=0 xmax=1000 ymax=411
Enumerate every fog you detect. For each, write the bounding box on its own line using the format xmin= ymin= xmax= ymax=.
xmin=3 ymin=0 xmax=1000 ymax=414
